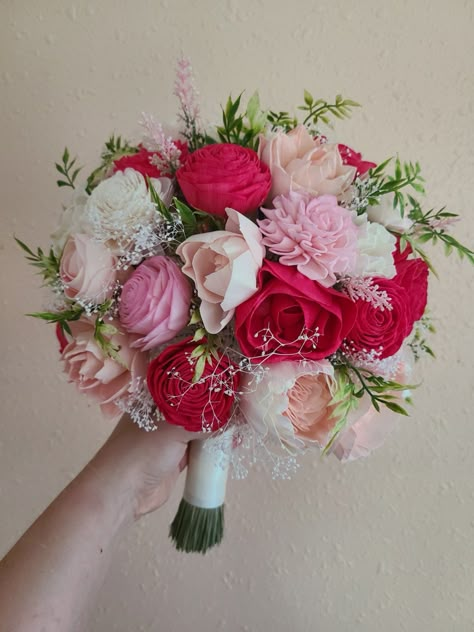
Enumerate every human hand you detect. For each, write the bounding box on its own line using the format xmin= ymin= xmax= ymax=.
xmin=88 ymin=414 xmax=197 ymax=523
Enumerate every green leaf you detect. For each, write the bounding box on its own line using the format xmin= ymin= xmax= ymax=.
xmin=173 ymin=198 xmax=197 ymax=232
xmin=383 ymin=400 xmax=409 ymax=415
xmin=192 ymin=354 xmax=207 ymax=383
xmin=303 ymin=89 xmax=313 ymax=107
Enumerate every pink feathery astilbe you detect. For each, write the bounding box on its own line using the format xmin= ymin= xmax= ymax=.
xmin=258 ymin=191 xmax=359 ymax=287
xmin=174 ymin=56 xmax=201 ymax=122
xmin=139 ymin=112 xmax=183 ymax=173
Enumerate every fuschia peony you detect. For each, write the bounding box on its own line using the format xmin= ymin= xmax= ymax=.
xmin=176 ymin=208 xmax=265 ymax=333
xmin=258 ymin=192 xmax=359 ymax=287
xmin=240 ymin=360 xmax=337 ymax=453
xmin=258 ymin=125 xmax=356 ymax=203
xmin=62 ymin=318 xmax=147 ymax=419
xmin=118 ymin=255 xmax=192 ymax=351
xmin=60 ymin=233 xmax=117 ymax=303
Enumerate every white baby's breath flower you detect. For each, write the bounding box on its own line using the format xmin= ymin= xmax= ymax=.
xmin=84 ymin=168 xmax=172 ymax=256
xmin=353 ymin=213 xmax=397 ymax=278
xmin=50 ymin=186 xmax=91 ymax=253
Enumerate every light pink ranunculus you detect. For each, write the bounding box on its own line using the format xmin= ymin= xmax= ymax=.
xmin=240 ymin=360 xmax=337 ymax=454
xmin=62 ymin=318 xmax=147 ymax=419
xmin=60 ymin=233 xmax=117 ymax=303
xmin=176 ymin=208 xmax=265 ymax=334
xmin=258 ymin=125 xmax=356 ymax=202
xmin=118 ymin=256 xmax=192 ymax=351
xmin=258 ymin=192 xmax=359 ymax=286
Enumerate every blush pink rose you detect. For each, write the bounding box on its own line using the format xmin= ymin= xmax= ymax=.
xmin=258 ymin=125 xmax=356 ymax=202
xmin=60 ymin=233 xmax=117 ymax=303
xmin=118 ymin=255 xmax=192 ymax=350
xmin=176 ymin=208 xmax=265 ymax=333
xmin=62 ymin=318 xmax=147 ymax=419
xmin=258 ymin=192 xmax=359 ymax=287
xmin=240 ymin=360 xmax=337 ymax=453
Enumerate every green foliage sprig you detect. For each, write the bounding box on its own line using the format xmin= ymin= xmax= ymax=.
xmin=408 ymin=316 xmax=436 ymax=361
xmin=355 ymin=158 xmax=425 ymax=216
xmin=324 ymin=360 xmax=413 ymax=454
xmin=55 ymin=148 xmax=82 ymax=189
xmin=403 ymin=200 xmax=474 ymax=266
xmin=298 ymin=91 xmax=360 ymax=129
xmin=15 ymin=237 xmax=60 ymax=286
xmin=215 ymin=92 xmax=267 ymax=151
xmin=25 ymin=305 xmax=84 ymax=336
xmin=86 ymin=135 xmax=138 ymax=194
xmin=93 ymin=316 xmax=127 ymax=368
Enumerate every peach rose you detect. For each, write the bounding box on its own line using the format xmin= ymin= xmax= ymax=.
xmin=60 ymin=233 xmax=117 ymax=303
xmin=62 ymin=317 xmax=147 ymax=419
xmin=258 ymin=125 xmax=356 ymax=202
xmin=240 ymin=360 xmax=337 ymax=454
xmin=176 ymin=208 xmax=265 ymax=334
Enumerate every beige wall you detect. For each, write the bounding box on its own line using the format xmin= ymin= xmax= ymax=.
xmin=1 ymin=1 xmax=473 ymax=630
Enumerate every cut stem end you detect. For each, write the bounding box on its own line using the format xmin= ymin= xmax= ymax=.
xmin=169 ymin=498 xmax=224 ymax=554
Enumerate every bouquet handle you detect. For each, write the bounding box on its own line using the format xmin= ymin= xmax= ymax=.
xmin=169 ymin=428 xmax=233 ymax=554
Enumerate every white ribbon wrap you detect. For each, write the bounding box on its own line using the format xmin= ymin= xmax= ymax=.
xmin=183 ymin=429 xmax=233 ymax=509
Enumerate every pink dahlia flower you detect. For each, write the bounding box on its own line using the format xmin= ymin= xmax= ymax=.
xmin=258 ymin=192 xmax=359 ymax=287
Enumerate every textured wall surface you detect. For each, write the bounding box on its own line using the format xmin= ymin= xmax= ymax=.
xmin=1 ymin=1 xmax=473 ymax=630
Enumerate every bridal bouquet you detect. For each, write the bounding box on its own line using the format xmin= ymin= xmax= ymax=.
xmin=17 ymin=58 xmax=473 ymax=553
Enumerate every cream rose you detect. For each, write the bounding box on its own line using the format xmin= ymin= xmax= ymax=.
xmin=84 ymin=169 xmax=173 ymax=255
xmin=60 ymin=233 xmax=117 ymax=303
xmin=353 ymin=213 xmax=397 ymax=278
xmin=258 ymin=125 xmax=356 ymax=203
xmin=240 ymin=360 xmax=337 ymax=454
xmin=176 ymin=208 xmax=265 ymax=334
xmin=62 ymin=318 xmax=147 ymax=419
xmin=366 ymin=195 xmax=414 ymax=234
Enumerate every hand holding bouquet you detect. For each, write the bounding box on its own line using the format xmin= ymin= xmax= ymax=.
xmin=18 ymin=58 xmax=473 ymax=553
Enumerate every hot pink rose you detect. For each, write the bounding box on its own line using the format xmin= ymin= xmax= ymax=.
xmin=60 ymin=233 xmax=117 ymax=303
xmin=338 ymin=144 xmax=376 ymax=178
xmin=258 ymin=192 xmax=359 ymax=287
xmin=346 ymin=258 xmax=429 ymax=360
xmin=62 ymin=318 xmax=147 ymax=419
xmin=234 ymin=260 xmax=357 ymax=363
xmin=176 ymin=208 xmax=265 ymax=333
xmin=147 ymin=337 xmax=239 ymax=432
xmin=118 ymin=255 xmax=192 ymax=350
xmin=176 ymin=143 xmax=271 ymax=217
xmin=258 ymin=125 xmax=356 ymax=202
